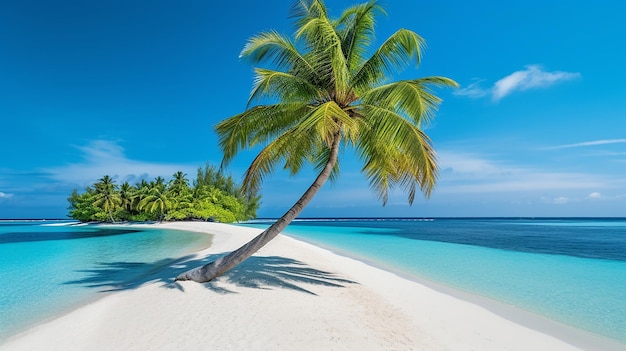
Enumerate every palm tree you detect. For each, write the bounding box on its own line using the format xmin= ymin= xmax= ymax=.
xmin=92 ymin=175 xmax=121 ymax=223
xmin=167 ymin=172 xmax=193 ymax=217
xmin=132 ymin=179 xmax=150 ymax=211
xmin=119 ymin=182 xmax=134 ymax=212
xmin=168 ymin=171 xmax=190 ymax=198
xmin=151 ymin=176 xmax=167 ymax=193
xmin=176 ymin=0 xmax=457 ymax=282
xmin=139 ymin=185 xmax=172 ymax=222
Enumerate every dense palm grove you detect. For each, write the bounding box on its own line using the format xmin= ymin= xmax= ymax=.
xmin=67 ymin=164 xmax=260 ymax=223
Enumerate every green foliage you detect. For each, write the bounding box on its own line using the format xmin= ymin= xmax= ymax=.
xmin=67 ymin=165 xmax=260 ymax=223
xmin=67 ymin=188 xmax=104 ymax=222
xmin=218 ymin=0 xmax=457 ymax=206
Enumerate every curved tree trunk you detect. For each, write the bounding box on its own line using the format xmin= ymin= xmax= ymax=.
xmin=176 ymin=132 xmax=342 ymax=283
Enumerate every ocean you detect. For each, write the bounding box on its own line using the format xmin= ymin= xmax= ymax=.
xmin=242 ymin=218 xmax=626 ymax=344
xmin=0 ymin=221 xmax=212 ymax=342
xmin=1 ymin=218 xmax=625 ymax=346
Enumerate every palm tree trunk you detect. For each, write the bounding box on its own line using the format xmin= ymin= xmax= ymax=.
xmin=176 ymin=132 xmax=342 ymax=283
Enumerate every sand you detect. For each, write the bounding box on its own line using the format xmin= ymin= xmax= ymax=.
xmin=0 ymin=222 xmax=622 ymax=351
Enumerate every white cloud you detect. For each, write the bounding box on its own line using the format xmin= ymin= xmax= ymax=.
xmin=439 ymin=151 xmax=506 ymax=177
xmin=455 ymin=65 xmax=580 ymax=101
xmin=587 ymin=192 xmax=602 ymax=199
xmin=493 ymin=65 xmax=580 ymax=100
xmin=0 ymin=192 xmax=14 ymax=199
xmin=584 ymin=192 xmax=626 ymax=201
xmin=435 ymin=151 xmax=606 ymax=194
xmin=440 ymin=176 xmax=603 ymax=194
xmin=552 ymin=196 xmax=570 ymax=204
xmin=540 ymin=196 xmax=571 ymax=205
xmin=44 ymin=140 xmax=199 ymax=187
xmin=453 ymin=80 xmax=490 ymax=98
xmin=78 ymin=140 xmax=126 ymax=160
xmin=547 ymin=139 xmax=626 ymax=149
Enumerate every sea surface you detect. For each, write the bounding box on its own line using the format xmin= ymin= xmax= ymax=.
xmin=1 ymin=218 xmax=625 ymax=346
xmin=0 ymin=221 xmax=212 ymax=342
xmin=242 ymin=218 xmax=626 ymax=344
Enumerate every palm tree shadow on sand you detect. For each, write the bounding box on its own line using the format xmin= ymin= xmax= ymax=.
xmin=64 ymin=254 xmax=357 ymax=295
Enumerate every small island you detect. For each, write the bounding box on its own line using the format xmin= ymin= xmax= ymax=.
xmin=67 ymin=164 xmax=260 ymax=223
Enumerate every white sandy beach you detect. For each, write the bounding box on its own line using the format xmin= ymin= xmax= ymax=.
xmin=0 ymin=222 xmax=621 ymax=351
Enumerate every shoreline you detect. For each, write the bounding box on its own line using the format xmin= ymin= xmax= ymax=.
xmin=1 ymin=221 xmax=623 ymax=350
xmin=0 ymin=222 xmax=215 ymax=343
xmin=282 ymin=232 xmax=623 ymax=350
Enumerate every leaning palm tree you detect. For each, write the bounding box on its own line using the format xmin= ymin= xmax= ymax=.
xmin=176 ymin=0 xmax=457 ymax=282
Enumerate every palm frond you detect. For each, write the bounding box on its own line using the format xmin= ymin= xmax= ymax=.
xmin=215 ymin=103 xmax=310 ymax=166
xmin=351 ymin=29 xmax=425 ymax=91
xmin=296 ymin=16 xmax=350 ymax=102
xmin=248 ymin=68 xmax=324 ymax=106
xmin=335 ymin=1 xmax=383 ymax=70
xmin=242 ymin=140 xmax=283 ymax=194
xmin=293 ymin=101 xmax=359 ymax=146
xmin=290 ymin=0 xmax=328 ymax=28
xmin=356 ymin=104 xmax=438 ymax=204
xmin=242 ymin=127 xmax=316 ymax=193
xmin=240 ymin=30 xmax=315 ymax=76
xmin=361 ymin=76 xmax=458 ymax=125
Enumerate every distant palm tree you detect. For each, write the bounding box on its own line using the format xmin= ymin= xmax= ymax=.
xmin=165 ymin=172 xmax=191 ymax=215
xmin=168 ymin=171 xmax=190 ymax=197
xmin=93 ymin=175 xmax=121 ymax=222
xmin=177 ymin=0 xmax=457 ymax=282
xmin=150 ymin=176 xmax=167 ymax=193
xmin=138 ymin=185 xmax=172 ymax=222
xmin=119 ymin=182 xmax=134 ymax=213
xmin=129 ymin=180 xmax=146 ymax=214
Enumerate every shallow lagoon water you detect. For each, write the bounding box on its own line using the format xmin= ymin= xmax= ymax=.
xmin=0 ymin=221 xmax=212 ymax=341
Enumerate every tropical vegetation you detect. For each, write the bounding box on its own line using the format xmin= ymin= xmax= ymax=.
xmin=175 ymin=0 xmax=457 ymax=283
xmin=67 ymin=164 xmax=260 ymax=223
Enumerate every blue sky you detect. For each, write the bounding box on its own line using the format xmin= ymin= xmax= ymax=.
xmin=1 ymin=0 xmax=625 ymax=219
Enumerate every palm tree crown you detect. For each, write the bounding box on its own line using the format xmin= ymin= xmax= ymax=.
xmin=217 ymin=0 xmax=457 ymax=205
xmin=92 ymin=175 xmax=121 ymax=222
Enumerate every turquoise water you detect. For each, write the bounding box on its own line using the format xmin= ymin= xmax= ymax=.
xmin=243 ymin=218 xmax=626 ymax=344
xmin=2 ymin=218 xmax=625 ymax=345
xmin=0 ymin=221 xmax=212 ymax=341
